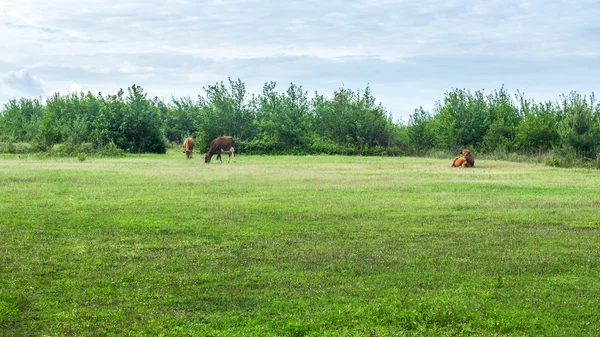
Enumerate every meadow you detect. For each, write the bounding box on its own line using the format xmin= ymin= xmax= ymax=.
xmin=0 ymin=152 xmax=599 ymax=336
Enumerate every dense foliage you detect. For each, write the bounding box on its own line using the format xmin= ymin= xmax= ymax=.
xmin=1 ymin=80 xmax=599 ymax=166
xmin=1 ymin=85 xmax=165 ymax=154
xmin=407 ymin=87 xmax=600 ymax=166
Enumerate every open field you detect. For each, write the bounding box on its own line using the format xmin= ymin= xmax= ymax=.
xmin=1 ymin=152 xmax=599 ymax=336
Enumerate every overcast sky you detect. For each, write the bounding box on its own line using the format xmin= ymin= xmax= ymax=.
xmin=1 ymin=0 xmax=599 ymax=122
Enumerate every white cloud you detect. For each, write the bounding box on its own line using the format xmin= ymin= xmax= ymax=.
xmin=3 ymin=0 xmax=598 ymax=62
xmin=118 ymin=62 xmax=156 ymax=74
xmin=1 ymin=0 xmax=599 ymax=120
xmin=69 ymin=82 xmax=81 ymax=93
xmin=0 ymin=69 xmax=47 ymax=101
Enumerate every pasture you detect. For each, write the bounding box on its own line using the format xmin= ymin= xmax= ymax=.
xmin=1 ymin=152 xmax=599 ymax=336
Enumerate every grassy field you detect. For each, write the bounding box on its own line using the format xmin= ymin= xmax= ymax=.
xmin=1 ymin=152 xmax=599 ymax=336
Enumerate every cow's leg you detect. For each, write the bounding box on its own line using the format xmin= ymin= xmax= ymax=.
xmin=216 ymin=149 xmax=222 ymax=163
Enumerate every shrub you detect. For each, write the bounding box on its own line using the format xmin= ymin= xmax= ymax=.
xmin=78 ymin=142 xmax=95 ymax=154
xmin=99 ymin=142 xmax=125 ymax=157
xmin=0 ymin=142 xmax=33 ymax=154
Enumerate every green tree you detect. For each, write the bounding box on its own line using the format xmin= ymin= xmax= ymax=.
xmin=513 ymin=97 xmax=560 ymax=153
xmin=557 ymin=92 xmax=599 ymax=158
xmin=162 ymin=97 xmax=202 ymax=143
xmin=480 ymin=87 xmax=522 ymax=152
xmin=431 ymin=88 xmax=490 ymax=150
xmin=199 ymin=78 xmax=255 ymax=143
xmin=0 ymin=98 xmax=43 ymax=142
xmin=251 ymin=82 xmax=314 ymax=153
xmin=314 ymin=85 xmax=392 ymax=154
xmin=122 ymin=84 xmax=166 ymax=153
xmin=90 ymin=90 xmax=126 ymax=149
xmin=407 ymin=107 xmax=435 ymax=154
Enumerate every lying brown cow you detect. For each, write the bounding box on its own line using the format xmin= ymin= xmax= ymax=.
xmin=452 ymin=156 xmax=467 ymax=167
xmin=183 ymin=136 xmax=195 ymax=159
xmin=462 ymin=149 xmax=475 ymax=167
xmin=205 ymin=136 xmax=236 ymax=163
xmin=452 ymin=149 xmax=475 ymax=168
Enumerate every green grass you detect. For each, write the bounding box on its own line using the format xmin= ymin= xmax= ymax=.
xmin=1 ymin=152 xmax=599 ymax=336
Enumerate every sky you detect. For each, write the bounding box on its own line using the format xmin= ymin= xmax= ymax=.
xmin=1 ymin=0 xmax=599 ymax=122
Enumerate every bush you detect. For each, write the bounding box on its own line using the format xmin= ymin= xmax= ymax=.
xmin=240 ymin=137 xmax=280 ymax=155
xmin=50 ymin=142 xmax=79 ymax=156
xmin=0 ymin=142 xmax=33 ymax=154
xmin=340 ymin=146 xmax=359 ymax=156
xmin=308 ymin=139 xmax=340 ymax=155
xmin=78 ymin=142 xmax=94 ymax=154
xmin=544 ymin=148 xmax=600 ymax=169
xmin=99 ymin=142 xmax=125 ymax=157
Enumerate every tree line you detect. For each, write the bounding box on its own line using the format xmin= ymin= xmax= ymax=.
xmin=1 ymin=79 xmax=599 ymax=167
xmin=0 ymin=80 xmax=400 ymax=156
xmin=407 ymin=87 xmax=600 ymax=166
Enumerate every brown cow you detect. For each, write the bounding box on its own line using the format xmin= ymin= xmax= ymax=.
xmin=451 ymin=149 xmax=475 ymax=168
xmin=205 ymin=136 xmax=236 ymax=163
xmin=452 ymin=156 xmax=467 ymax=167
xmin=462 ymin=149 xmax=475 ymax=168
xmin=183 ymin=136 xmax=195 ymax=159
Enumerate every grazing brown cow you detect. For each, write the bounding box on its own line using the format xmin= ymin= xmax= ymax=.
xmin=183 ymin=136 xmax=195 ymax=159
xmin=205 ymin=136 xmax=236 ymax=163
xmin=216 ymin=148 xmax=235 ymax=163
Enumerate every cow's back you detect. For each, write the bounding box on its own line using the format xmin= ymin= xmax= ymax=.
xmin=215 ymin=136 xmax=234 ymax=150
xmin=184 ymin=137 xmax=194 ymax=151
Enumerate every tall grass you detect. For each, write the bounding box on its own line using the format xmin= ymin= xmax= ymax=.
xmin=425 ymin=148 xmax=600 ymax=169
xmin=1 ymin=152 xmax=599 ymax=336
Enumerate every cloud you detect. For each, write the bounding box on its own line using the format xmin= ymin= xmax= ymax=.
xmin=0 ymin=69 xmax=46 ymax=101
xmin=118 ymin=62 xmax=156 ymax=74
xmin=1 ymin=0 xmax=599 ymax=120
xmin=3 ymin=0 xmax=599 ymax=63
xmin=69 ymin=82 xmax=81 ymax=93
